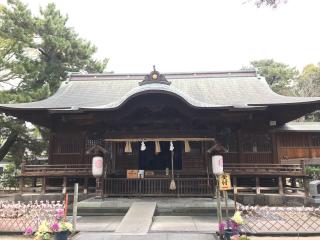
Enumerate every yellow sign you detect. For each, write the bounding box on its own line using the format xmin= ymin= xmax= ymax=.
xmin=127 ymin=170 xmax=139 ymax=179
xmin=219 ymin=173 xmax=232 ymax=191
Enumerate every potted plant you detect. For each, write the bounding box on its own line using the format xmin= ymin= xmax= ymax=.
xmin=51 ymin=209 xmax=73 ymax=240
xmin=218 ymin=211 xmax=245 ymax=240
xmin=25 ymin=208 xmax=73 ymax=240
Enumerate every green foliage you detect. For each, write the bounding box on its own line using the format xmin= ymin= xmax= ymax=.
xmin=294 ymin=64 xmax=320 ymax=121
xmin=305 ymin=166 xmax=320 ymax=180
xmin=0 ymin=163 xmax=19 ymax=189
xmin=0 ymin=0 xmax=108 ymax=164
xmin=249 ymin=59 xmax=299 ymax=95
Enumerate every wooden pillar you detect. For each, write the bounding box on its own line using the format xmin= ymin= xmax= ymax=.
xmin=291 ymin=177 xmax=297 ymax=193
xmin=19 ymin=177 xmax=24 ymax=193
xmin=41 ymin=177 xmax=46 ymax=194
xmin=271 ymin=131 xmax=279 ymax=163
xmin=233 ymin=176 xmax=238 ymax=194
xmin=303 ymin=177 xmax=310 ymax=197
xmin=95 ymin=177 xmax=103 ymax=198
xmin=32 ymin=177 xmax=37 ymax=188
xmin=84 ymin=177 xmax=88 ymax=194
xmin=62 ymin=177 xmax=67 ymax=194
xmin=278 ymin=176 xmax=284 ymax=194
xmin=255 ymin=176 xmax=260 ymax=194
xmin=237 ymin=130 xmax=243 ymax=163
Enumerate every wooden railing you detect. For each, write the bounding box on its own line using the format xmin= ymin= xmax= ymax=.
xmin=21 ymin=164 xmax=92 ymax=176
xmin=20 ymin=163 xmax=305 ymax=177
xmin=104 ymin=177 xmax=215 ymax=197
xmin=224 ymin=163 xmax=304 ymax=176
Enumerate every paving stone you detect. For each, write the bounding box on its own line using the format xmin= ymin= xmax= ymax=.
xmin=151 ymin=216 xmax=197 ymax=232
xmin=115 ymin=202 xmax=156 ymax=234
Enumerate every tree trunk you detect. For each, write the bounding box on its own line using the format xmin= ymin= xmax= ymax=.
xmin=0 ymin=131 xmax=18 ymax=161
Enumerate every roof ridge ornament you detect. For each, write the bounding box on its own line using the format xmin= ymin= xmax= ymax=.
xmin=139 ymin=65 xmax=171 ymax=86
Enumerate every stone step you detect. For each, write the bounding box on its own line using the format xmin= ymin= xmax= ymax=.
xmin=74 ymin=197 xmax=236 ymax=216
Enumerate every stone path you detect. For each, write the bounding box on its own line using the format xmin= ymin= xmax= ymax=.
xmin=115 ymin=202 xmax=156 ymax=234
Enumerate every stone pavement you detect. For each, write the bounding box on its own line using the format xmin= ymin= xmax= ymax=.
xmin=72 ymin=233 xmax=320 ymax=240
xmin=76 ymin=216 xmax=218 ymax=233
xmin=77 ymin=197 xmax=235 ymax=215
xmin=73 ymin=232 xmax=215 ymax=240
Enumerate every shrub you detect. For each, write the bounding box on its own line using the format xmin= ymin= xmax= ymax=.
xmin=0 ymin=163 xmax=19 ymax=190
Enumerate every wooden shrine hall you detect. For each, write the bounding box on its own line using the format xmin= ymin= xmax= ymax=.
xmin=1 ymin=68 xmax=320 ymax=197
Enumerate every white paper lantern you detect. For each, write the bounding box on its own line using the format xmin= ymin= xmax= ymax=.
xmin=92 ymin=156 xmax=103 ymax=177
xmin=212 ymin=155 xmax=223 ymax=175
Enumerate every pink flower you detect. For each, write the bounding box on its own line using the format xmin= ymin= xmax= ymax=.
xmin=24 ymin=226 xmax=33 ymax=235
xmin=218 ymin=222 xmax=226 ymax=232
xmin=51 ymin=222 xmax=60 ymax=232
xmin=55 ymin=208 xmax=64 ymax=220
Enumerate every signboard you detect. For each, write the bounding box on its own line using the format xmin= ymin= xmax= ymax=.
xmin=127 ymin=170 xmax=139 ymax=179
xmin=219 ymin=173 xmax=232 ymax=191
xmin=145 ymin=171 xmax=154 ymax=177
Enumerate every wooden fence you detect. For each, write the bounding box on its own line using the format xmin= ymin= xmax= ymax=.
xmin=105 ymin=177 xmax=215 ymax=197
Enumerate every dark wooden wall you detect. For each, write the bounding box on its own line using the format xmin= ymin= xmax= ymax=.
xmin=49 ymin=129 xmax=279 ymax=170
xmin=277 ymin=132 xmax=320 ymax=162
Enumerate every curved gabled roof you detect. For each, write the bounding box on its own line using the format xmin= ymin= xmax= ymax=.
xmin=0 ymin=70 xmax=320 ymax=111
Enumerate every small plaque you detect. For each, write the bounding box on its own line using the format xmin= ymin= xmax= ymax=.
xmin=138 ymin=170 xmax=145 ymax=178
xmin=145 ymin=171 xmax=154 ymax=177
xmin=127 ymin=170 xmax=139 ymax=179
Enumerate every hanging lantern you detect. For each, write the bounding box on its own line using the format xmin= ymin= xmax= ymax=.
xmin=184 ymin=140 xmax=191 ymax=152
xmin=155 ymin=141 xmax=161 ymax=154
xmin=140 ymin=141 xmax=146 ymax=151
xmin=125 ymin=141 xmax=132 ymax=153
xmin=212 ymin=155 xmax=223 ymax=176
xmin=92 ymin=156 xmax=103 ymax=177
xmin=169 ymin=141 xmax=174 ymax=151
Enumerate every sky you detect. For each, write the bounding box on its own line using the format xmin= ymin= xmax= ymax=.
xmin=1 ymin=0 xmax=320 ymax=73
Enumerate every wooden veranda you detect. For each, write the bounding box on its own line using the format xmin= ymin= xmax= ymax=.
xmin=19 ymin=162 xmax=307 ymax=196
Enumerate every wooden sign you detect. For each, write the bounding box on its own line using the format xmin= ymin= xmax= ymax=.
xmin=127 ymin=170 xmax=139 ymax=179
xmin=219 ymin=173 xmax=232 ymax=191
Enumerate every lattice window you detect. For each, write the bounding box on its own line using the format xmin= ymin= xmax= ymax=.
xmin=242 ymin=133 xmax=271 ymax=153
xmin=85 ymin=139 xmax=104 ymax=150
xmin=279 ymin=133 xmax=309 ymax=147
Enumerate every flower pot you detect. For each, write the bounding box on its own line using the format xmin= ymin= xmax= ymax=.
xmin=224 ymin=229 xmax=233 ymax=240
xmin=54 ymin=231 xmax=69 ymax=240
